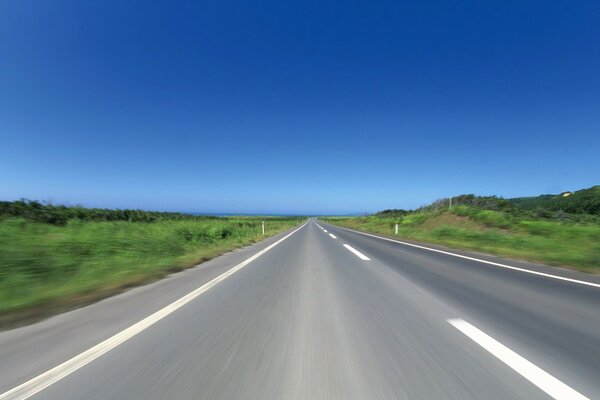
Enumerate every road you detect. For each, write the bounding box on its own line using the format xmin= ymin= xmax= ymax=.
xmin=0 ymin=219 xmax=599 ymax=399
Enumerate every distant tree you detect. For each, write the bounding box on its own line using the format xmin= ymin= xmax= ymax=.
xmin=0 ymin=200 xmax=219 ymax=225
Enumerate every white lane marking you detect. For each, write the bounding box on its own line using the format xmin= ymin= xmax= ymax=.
xmin=448 ymin=319 xmax=589 ymax=400
xmin=0 ymin=223 xmax=308 ymax=400
xmin=330 ymin=225 xmax=600 ymax=288
xmin=343 ymin=244 xmax=371 ymax=261
xmin=323 ymin=229 xmax=328 ymax=233
xmin=329 ymin=234 xmax=337 ymax=239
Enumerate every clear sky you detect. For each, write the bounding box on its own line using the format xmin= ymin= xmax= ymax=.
xmin=1 ymin=0 xmax=599 ymax=215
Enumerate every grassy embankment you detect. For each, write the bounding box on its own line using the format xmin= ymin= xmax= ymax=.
xmin=324 ymin=193 xmax=600 ymax=273
xmin=0 ymin=201 xmax=302 ymax=322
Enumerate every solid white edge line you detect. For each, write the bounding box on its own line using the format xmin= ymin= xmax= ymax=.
xmin=447 ymin=319 xmax=589 ymax=400
xmin=0 ymin=222 xmax=308 ymax=400
xmin=328 ymin=224 xmax=599 ymax=288
xmin=343 ymin=244 xmax=371 ymax=260
xmin=329 ymin=233 xmax=337 ymax=239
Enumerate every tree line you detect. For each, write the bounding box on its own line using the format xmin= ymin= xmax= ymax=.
xmin=0 ymin=200 xmax=217 ymax=225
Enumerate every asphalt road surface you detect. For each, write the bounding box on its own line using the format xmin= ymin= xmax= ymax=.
xmin=1 ymin=219 xmax=598 ymax=399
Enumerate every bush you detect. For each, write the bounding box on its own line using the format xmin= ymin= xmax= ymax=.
xmin=472 ymin=210 xmax=512 ymax=229
xmin=0 ymin=199 xmax=219 ymax=226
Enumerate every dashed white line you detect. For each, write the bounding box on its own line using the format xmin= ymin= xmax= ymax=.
xmin=331 ymin=225 xmax=600 ymax=288
xmin=329 ymin=233 xmax=337 ymax=239
xmin=448 ymin=319 xmax=589 ymax=400
xmin=0 ymin=223 xmax=308 ymax=400
xmin=343 ymin=244 xmax=371 ymax=260
xmin=323 ymin=229 xmax=328 ymax=233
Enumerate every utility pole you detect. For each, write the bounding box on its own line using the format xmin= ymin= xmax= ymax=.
xmin=449 ymin=197 xmax=453 ymax=210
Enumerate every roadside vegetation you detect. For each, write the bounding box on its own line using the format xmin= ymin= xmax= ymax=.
xmin=324 ymin=186 xmax=600 ymax=273
xmin=0 ymin=200 xmax=302 ymax=323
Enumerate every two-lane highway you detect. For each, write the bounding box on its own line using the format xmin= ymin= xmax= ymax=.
xmin=1 ymin=219 xmax=598 ymax=399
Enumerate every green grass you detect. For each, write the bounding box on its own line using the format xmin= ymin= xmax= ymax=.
xmin=0 ymin=216 xmax=302 ymax=319
xmin=323 ymin=208 xmax=600 ymax=273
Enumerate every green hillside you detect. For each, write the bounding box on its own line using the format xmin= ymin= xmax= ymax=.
xmin=324 ymin=185 xmax=600 ymax=273
xmin=509 ymin=186 xmax=600 ymax=215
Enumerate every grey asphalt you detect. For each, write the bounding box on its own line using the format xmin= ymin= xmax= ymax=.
xmin=1 ymin=219 xmax=598 ymax=399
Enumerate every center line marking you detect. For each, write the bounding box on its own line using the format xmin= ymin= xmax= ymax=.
xmin=323 ymin=229 xmax=328 ymax=232
xmin=448 ymin=319 xmax=589 ymax=400
xmin=0 ymin=223 xmax=308 ymax=400
xmin=343 ymin=244 xmax=371 ymax=260
xmin=329 ymin=233 xmax=337 ymax=239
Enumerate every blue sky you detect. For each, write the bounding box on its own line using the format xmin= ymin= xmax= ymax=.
xmin=1 ymin=0 xmax=599 ymax=214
